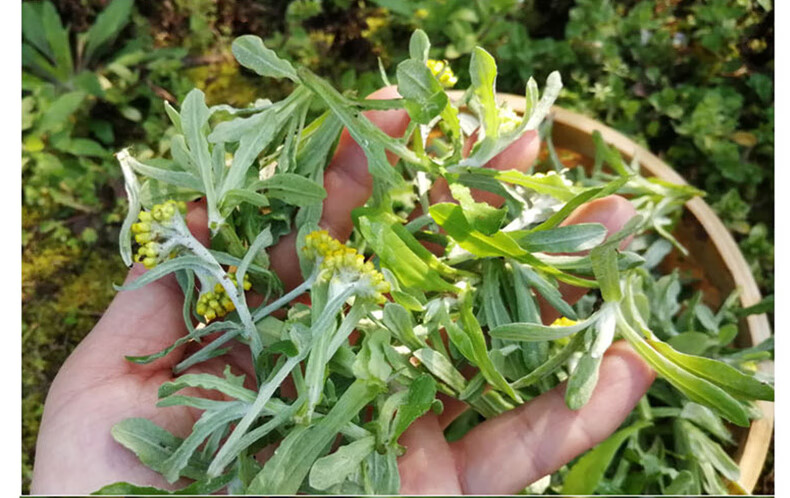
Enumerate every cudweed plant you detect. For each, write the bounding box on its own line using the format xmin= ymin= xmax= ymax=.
xmin=104 ymin=30 xmax=773 ymax=495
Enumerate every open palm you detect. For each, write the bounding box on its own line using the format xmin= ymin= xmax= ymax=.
xmin=31 ymin=87 xmax=654 ymax=495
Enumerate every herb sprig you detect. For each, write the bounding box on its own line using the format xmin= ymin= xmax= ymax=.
xmin=103 ymin=29 xmax=773 ymax=495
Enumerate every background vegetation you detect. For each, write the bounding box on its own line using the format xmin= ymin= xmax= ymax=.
xmin=22 ymin=0 xmax=773 ymax=492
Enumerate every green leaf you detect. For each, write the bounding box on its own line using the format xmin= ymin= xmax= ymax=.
xmin=532 ymin=176 xmax=630 ymax=231
xmin=408 ymin=29 xmax=430 ymax=61
xmin=495 ymin=170 xmax=579 ymax=201
xmin=362 ymin=450 xmax=400 ymax=494
xmin=561 ymin=421 xmax=650 ymax=494
xmin=397 ymin=59 xmax=448 ymax=124
xmin=382 ymin=303 xmax=425 ymax=351
xmin=591 ymin=245 xmax=622 ymax=302
xmin=161 ymin=403 xmax=249 ymax=482
xmin=38 ymin=91 xmax=85 ymax=134
xmin=490 ymin=316 xmax=592 ymax=342
xmin=356 ymin=212 xmax=457 ymax=292
xmin=648 ymin=339 xmax=774 ymax=401
xmin=565 ymin=349 xmax=602 ymax=410
xmin=259 ymin=173 xmax=327 ymax=205
xmin=92 ymin=474 xmax=234 ymax=495
xmin=390 ymin=374 xmax=437 ymax=442
xmin=664 ymin=470 xmax=696 ymax=495
xmin=515 ymin=264 xmax=578 ymax=320
xmin=353 ymin=329 xmax=393 ymax=387
xmin=83 ymin=0 xmax=133 ymax=64
xmin=41 ymin=1 xmax=73 ymax=80
xmin=309 ymin=436 xmax=376 ymax=490
xmin=413 ymin=348 xmax=467 ymax=393
xmin=518 ymin=223 xmax=606 ymax=253
xmin=683 ymin=420 xmax=740 ymax=481
xmin=468 ymin=46 xmax=499 ymax=138
xmin=159 ymin=366 xmax=256 ymax=403
xmin=111 ymin=418 xmax=210 ymax=481
xmin=448 ymin=182 xmax=506 ymax=235
xmin=511 ymin=332 xmax=585 ymax=388
xmin=298 ymin=67 xmax=421 ymax=178
xmin=248 ymin=379 xmax=381 ymax=494
xmin=22 ymin=2 xmax=52 ymax=60
xmin=617 ymin=311 xmax=750 ymax=427
xmin=232 ymin=35 xmax=298 ymax=81
xmin=456 ymin=302 xmax=521 ymax=402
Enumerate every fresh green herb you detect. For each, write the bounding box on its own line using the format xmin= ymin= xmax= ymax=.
xmin=106 ymin=30 xmax=772 ymax=495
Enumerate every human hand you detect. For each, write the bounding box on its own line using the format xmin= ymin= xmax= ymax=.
xmin=31 ymin=87 xmax=654 ymax=495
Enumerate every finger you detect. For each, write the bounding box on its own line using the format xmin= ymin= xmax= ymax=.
xmin=451 ymin=340 xmax=655 ymax=494
xmin=398 ymin=414 xmax=464 ymax=494
xmin=269 ymin=86 xmax=410 ymax=290
xmin=538 ymin=195 xmax=637 ymax=324
xmin=429 ymin=130 xmax=541 ymax=207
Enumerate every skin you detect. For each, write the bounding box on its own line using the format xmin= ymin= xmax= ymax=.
xmin=31 ymin=87 xmax=655 ymax=495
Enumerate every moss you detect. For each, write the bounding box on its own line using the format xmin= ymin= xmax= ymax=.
xmin=22 ymin=233 xmax=127 ymax=492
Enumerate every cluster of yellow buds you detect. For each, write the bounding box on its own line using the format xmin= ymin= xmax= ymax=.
xmin=303 ymin=230 xmax=390 ymax=303
xmin=426 ymin=59 xmax=458 ymax=88
xmin=130 ymin=200 xmax=187 ymax=268
xmin=196 ymin=272 xmax=252 ymax=321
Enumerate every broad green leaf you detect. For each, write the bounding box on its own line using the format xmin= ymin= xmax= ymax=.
xmin=22 ymin=3 xmax=51 ymax=59
xmin=298 ymin=67 xmax=423 ymax=175
xmin=518 ymin=223 xmax=606 ymax=253
xmin=591 ymin=245 xmax=622 ymax=302
xmin=448 ymin=182 xmax=506 ymax=235
xmin=490 ymin=316 xmax=592 ymax=342
xmin=111 ymin=418 xmax=210 ymax=481
xmin=353 ymin=329 xmax=393 ymax=387
xmin=495 ymin=170 xmax=579 ymax=201
xmin=430 ymin=202 xmax=524 ymax=258
xmin=161 ymin=403 xmax=248 ymax=482
xmin=683 ymin=420 xmax=740 ymax=481
xmin=649 ymin=339 xmax=774 ymax=401
xmin=232 ymin=35 xmax=298 ymax=81
xmin=565 ymin=350 xmax=602 ymax=410
xmin=532 ymin=176 xmax=631 ymax=231
xmin=617 ymin=311 xmax=750 ymax=426
xmin=515 ymin=264 xmax=578 ymax=320
xmin=664 ymin=470 xmax=697 ymax=495
xmin=248 ymin=380 xmax=381 ymax=494
xmin=455 ymin=302 xmax=521 ymax=402
xmin=382 ymin=303 xmax=425 ymax=351
xmin=159 ymin=366 xmax=256 ymax=403
xmin=468 ymin=46 xmax=499 ymax=138
xmin=362 ymin=450 xmax=400 ymax=494
xmin=511 ymin=332 xmax=585 ymax=388
xmin=38 ymin=91 xmax=85 ymax=134
xmin=390 ymin=375 xmax=437 ymax=442
xmin=259 ymin=173 xmax=327 ymax=205
xmin=92 ymin=474 xmax=234 ymax=495
xmin=83 ymin=0 xmax=133 ymax=64
xmin=680 ymin=402 xmax=734 ymax=444
xmin=52 ymin=137 xmax=106 ymax=158
xmin=356 ymin=213 xmax=456 ymax=292
xmin=413 ymin=348 xmax=467 ymax=393
xmin=408 ymin=29 xmax=430 ymax=61
xmin=397 ymin=59 xmax=448 ymax=124
xmin=561 ymin=421 xmax=650 ymax=494
xmin=309 ymin=436 xmax=376 ymax=490
xmin=41 ymin=1 xmax=73 ymax=80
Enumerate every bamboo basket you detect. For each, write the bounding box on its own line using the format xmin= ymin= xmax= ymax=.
xmin=488 ymin=94 xmax=773 ymax=493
